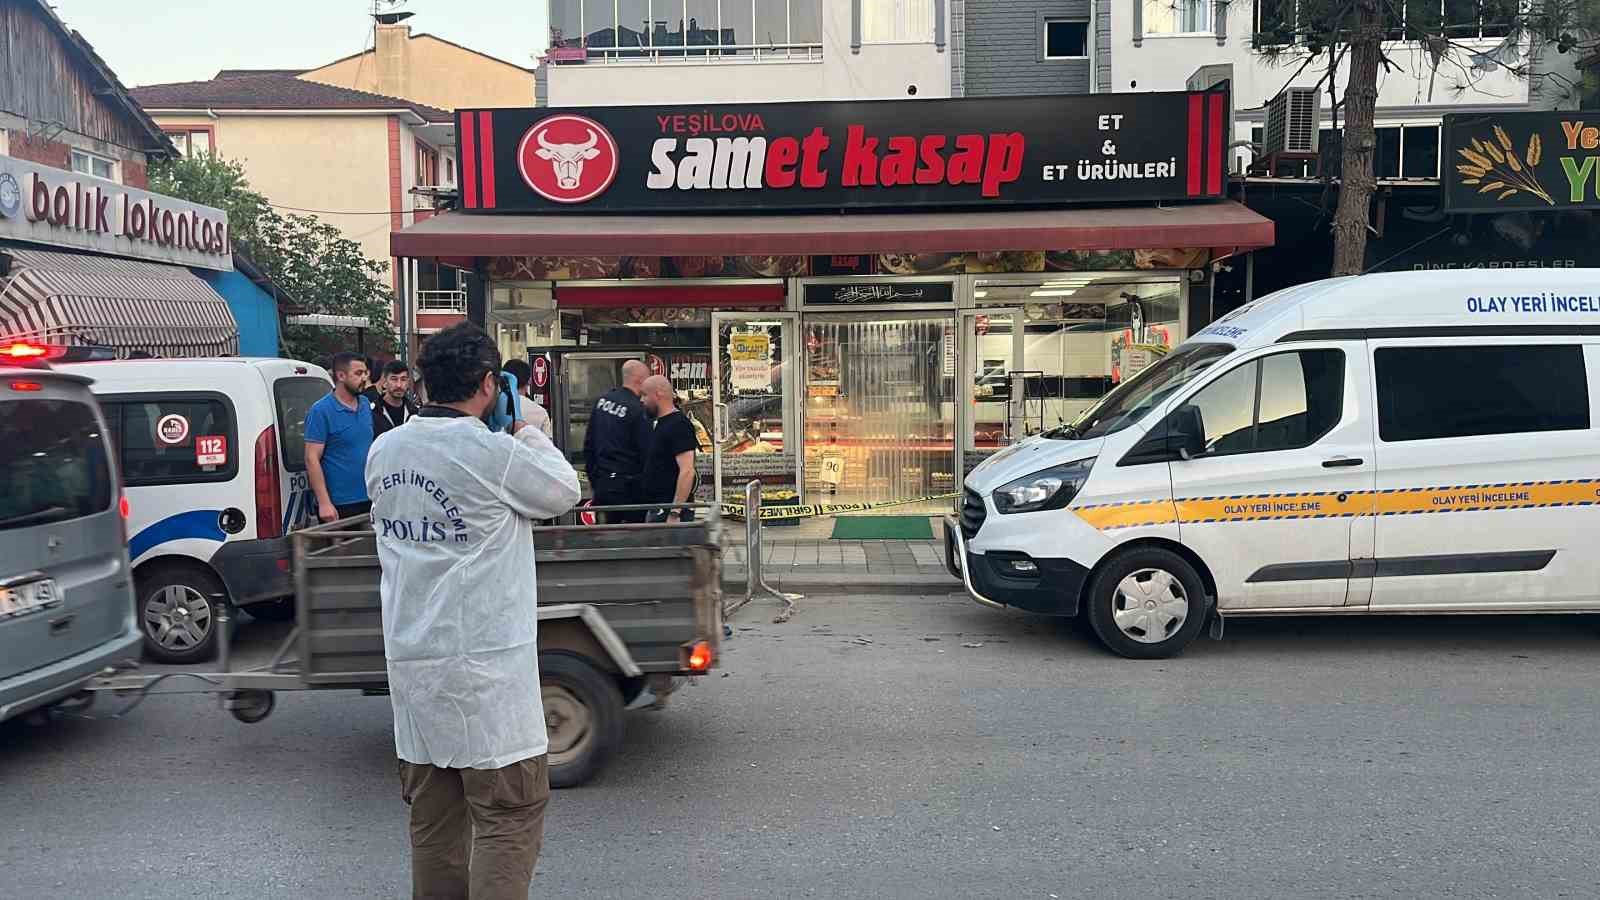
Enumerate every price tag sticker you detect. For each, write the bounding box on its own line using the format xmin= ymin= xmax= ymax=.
xmin=195 ymin=434 xmax=228 ymax=467
xmin=819 ymin=455 xmax=845 ymax=486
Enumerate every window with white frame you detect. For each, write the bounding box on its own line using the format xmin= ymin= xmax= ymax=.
xmin=1255 ymin=0 xmax=1511 ymax=42
xmin=1044 ymin=19 xmax=1090 ymax=58
xmin=164 ymin=128 xmax=212 ymax=159
xmin=1144 ymin=0 xmax=1211 ymax=35
xmin=550 ymin=0 xmax=823 ymax=56
xmin=863 ymin=0 xmax=935 ymax=43
xmin=69 ymin=149 xmax=117 ymax=181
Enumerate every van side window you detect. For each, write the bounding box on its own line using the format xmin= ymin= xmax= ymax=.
xmin=104 ymin=398 xmax=237 ymax=485
xmin=1182 ymin=349 xmax=1345 ymax=457
xmin=1375 ymin=345 xmax=1589 ymax=442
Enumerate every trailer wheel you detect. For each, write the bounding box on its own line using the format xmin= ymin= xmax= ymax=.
xmin=227 ymin=690 xmax=275 ymax=724
xmin=540 ymin=652 xmax=624 ymax=789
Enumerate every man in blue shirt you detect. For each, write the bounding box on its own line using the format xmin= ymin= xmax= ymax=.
xmin=306 ymin=351 xmax=375 ymax=522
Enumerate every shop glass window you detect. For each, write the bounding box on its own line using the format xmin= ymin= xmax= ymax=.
xmin=1376 ymin=346 xmax=1590 ymax=442
xmin=1144 ymin=0 xmax=1211 ymax=35
xmin=70 ymin=149 xmax=116 ymax=181
xmin=1045 ymin=19 xmax=1090 ymax=58
xmin=863 ymin=0 xmax=935 ymax=42
xmin=104 ymin=398 xmax=237 ymax=485
xmin=0 ymin=399 xmax=113 ymax=532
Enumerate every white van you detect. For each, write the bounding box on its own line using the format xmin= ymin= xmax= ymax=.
xmin=56 ymin=358 xmax=330 ymax=663
xmin=947 ymin=269 xmax=1600 ymax=659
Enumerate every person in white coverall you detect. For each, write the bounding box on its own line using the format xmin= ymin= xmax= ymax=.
xmin=366 ymin=322 xmax=580 ymax=900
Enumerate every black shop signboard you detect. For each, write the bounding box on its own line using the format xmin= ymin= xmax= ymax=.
xmin=455 ymin=89 xmax=1229 ymax=215
xmin=1444 ymin=111 xmax=1600 ymax=213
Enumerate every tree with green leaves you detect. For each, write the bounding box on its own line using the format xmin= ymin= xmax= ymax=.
xmin=150 ymin=154 xmax=397 ymax=361
xmin=1251 ymin=0 xmax=1600 ymax=274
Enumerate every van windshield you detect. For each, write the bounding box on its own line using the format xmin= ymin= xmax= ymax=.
xmin=0 ymin=398 xmax=113 ymax=531
xmin=1046 ymin=342 xmax=1235 ymax=441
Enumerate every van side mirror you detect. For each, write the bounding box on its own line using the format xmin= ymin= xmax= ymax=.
xmin=1167 ymin=405 xmax=1205 ymax=461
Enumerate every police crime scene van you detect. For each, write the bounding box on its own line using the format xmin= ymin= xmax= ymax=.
xmin=947 ymin=269 xmax=1600 ymax=659
xmin=56 ymin=358 xmax=329 ymax=663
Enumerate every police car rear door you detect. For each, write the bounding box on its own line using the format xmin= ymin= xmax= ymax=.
xmin=1166 ymin=341 xmax=1375 ymax=610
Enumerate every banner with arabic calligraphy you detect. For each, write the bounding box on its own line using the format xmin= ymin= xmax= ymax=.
xmin=802 ymin=281 xmax=956 ymax=306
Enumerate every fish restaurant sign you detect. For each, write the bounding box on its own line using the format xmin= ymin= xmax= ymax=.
xmin=0 ymin=158 xmax=232 ymax=271
xmin=454 ymin=89 xmax=1230 ymax=214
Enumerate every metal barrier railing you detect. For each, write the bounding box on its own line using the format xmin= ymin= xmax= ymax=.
xmin=723 ymin=479 xmax=801 ymax=624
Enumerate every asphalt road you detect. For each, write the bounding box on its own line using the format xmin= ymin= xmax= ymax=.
xmin=4 ymin=595 xmax=1600 ymax=899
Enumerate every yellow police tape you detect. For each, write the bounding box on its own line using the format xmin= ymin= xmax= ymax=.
xmin=1072 ymin=478 xmax=1600 ymax=531
xmin=720 ymin=493 xmax=959 ymax=522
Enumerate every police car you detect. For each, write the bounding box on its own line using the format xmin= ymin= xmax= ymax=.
xmin=949 ymin=269 xmax=1600 ymax=658
xmin=57 ymin=356 xmax=329 ymax=663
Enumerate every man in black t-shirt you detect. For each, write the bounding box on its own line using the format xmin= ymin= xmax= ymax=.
xmin=640 ymin=375 xmax=699 ymax=523
xmin=372 ymin=360 xmax=418 ymax=438
xmin=583 ymin=359 xmax=652 ymax=523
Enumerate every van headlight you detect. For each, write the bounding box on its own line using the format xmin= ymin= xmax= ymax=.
xmin=992 ymin=458 xmax=1096 ymax=515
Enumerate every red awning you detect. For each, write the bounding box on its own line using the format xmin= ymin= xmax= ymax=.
xmin=391 ymin=202 xmax=1274 ymax=259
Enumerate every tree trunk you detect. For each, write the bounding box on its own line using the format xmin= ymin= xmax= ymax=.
xmin=1331 ymin=0 xmax=1383 ymax=276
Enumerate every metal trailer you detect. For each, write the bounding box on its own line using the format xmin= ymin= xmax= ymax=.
xmin=88 ymin=507 xmax=724 ymax=788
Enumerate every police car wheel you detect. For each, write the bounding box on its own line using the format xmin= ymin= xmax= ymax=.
xmin=1084 ymin=548 xmax=1207 ymax=660
xmin=540 ymin=652 xmax=624 ymax=789
xmin=136 ymin=564 xmax=225 ymax=665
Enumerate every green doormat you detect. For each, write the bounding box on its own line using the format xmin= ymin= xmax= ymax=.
xmin=830 ymin=516 xmax=934 ymax=540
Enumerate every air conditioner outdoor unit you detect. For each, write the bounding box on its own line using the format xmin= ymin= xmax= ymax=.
xmin=1264 ymin=87 xmax=1320 ymax=155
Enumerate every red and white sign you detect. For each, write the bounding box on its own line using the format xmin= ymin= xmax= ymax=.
xmin=517 ymin=114 xmax=620 ymax=205
xmin=531 ymin=356 xmax=550 ymax=388
xmin=195 ymin=434 xmax=228 ymax=467
xmin=578 ymin=499 xmax=597 ymax=526
xmin=646 ymin=354 xmax=666 ymax=377
xmin=156 ymin=414 xmax=190 ymax=446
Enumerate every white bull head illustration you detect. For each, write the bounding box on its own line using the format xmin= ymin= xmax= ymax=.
xmin=534 ymin=128 xmax=601 ymax=190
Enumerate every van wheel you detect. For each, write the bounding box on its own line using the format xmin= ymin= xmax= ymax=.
xmin=1084 ymin=548 xmax=1208 ymax=660
xmin=247 ymin=599 xmax=296 ymax=623
xmin=540 ymin=652 xmax=624 ymax=789
xmin=136 ymin=564 xmax=225 ymax=665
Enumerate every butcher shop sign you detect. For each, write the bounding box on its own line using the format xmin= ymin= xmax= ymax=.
xmin=455 ymin=88 xmax=1229 ymax=215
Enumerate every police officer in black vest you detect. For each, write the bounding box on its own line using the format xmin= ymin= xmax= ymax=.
xmin=583 ymin=359 xmax=652 ymax=523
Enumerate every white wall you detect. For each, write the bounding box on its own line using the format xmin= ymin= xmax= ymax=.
xmin=548 ymin=0 xmax=951 ymax=105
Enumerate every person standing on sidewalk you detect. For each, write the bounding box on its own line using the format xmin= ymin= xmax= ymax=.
xmin=367 ymin=322 xmax=579 ymax=900
xmin=305 ymin=351 xmax=374 ymax=522
xmin=372 ymin=360 xmax=418 ymax=439
xmin=641 ymin=375 xmax=699 ymax=523
xmin=582 ymin=359 xmax=651 ymax=522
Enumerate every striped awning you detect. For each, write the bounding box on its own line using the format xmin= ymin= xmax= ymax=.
xmin=0 ymin=247 xmax=239 ymax=357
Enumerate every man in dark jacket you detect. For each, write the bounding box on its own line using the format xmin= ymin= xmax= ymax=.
xmin=372 ymin=360 xmax=418 ymax=438
xmin=582 ymin=359 xmax=651 ymax=523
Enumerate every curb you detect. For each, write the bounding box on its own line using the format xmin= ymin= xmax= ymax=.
xmin=721 ymin=573 xmax=960 ymax=597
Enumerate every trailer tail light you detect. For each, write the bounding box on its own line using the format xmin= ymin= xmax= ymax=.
xmin=684 ymin=640 xmax=714 ymax=673
xmin=255 ymin=426 xmax=282 ymax=540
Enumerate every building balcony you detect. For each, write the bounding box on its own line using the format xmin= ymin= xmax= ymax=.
xmin=416 ymin=289 xmax=467 ymax=314
xmin=551 ymin=41 xmax=823 ymax=65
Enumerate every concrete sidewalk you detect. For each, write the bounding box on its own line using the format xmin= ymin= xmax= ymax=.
xmin=721 ymin=516 xmax=959 ymax=595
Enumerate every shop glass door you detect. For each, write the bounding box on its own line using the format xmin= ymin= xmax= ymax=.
xmin=803 ymin=313 xmax=957 ymax=511
xmin=711 ymin=313 xmax=798 ymax=504
xmin=960 ymin=308 xmax=1023 ymax=477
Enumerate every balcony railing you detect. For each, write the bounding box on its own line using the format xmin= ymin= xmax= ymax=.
xmin=553 ymin=42 xmax=823 ymax=64
xmin=416 ymin=290 xmax=467 ymax=314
